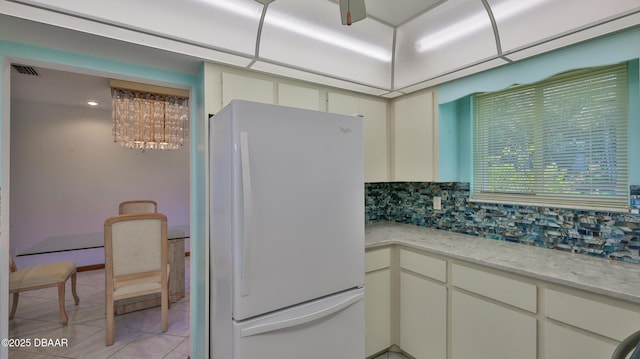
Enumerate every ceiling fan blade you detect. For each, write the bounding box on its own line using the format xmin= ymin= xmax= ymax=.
xmin=339 ymin=0 xmax=366 ymax=26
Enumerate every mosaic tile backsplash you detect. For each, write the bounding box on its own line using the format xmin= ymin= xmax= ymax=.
xmin=366 ymin=182 xmax=640 ymax=263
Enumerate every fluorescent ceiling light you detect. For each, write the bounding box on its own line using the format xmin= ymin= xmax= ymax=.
xmin=265 ymin=10 xmax=391 ymax=62
xmin=198 ymin=0 xmax=391 ymax=62
xmin=415 ymin=0 xmax=550 ymax=53
xmin=197 ymin=0 xmax=262 ymax=20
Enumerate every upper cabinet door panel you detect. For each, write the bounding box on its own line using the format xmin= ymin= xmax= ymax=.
xmin=260 ymin=0 xmax=394 ymax=90
xmin=394 ymin=0 xmax=498 ymax=89
xmin=222 ymin=73 xmax=274 ymax=106
xmin=277 ymin=83 xmax=320 ymax=111
xmin=488 ymin=0 xmax=640 ymax=54
xmin=393 ymin=91 xmax=437 ymax=182
xmin=15 ymin=0 xmax=263 ymax=56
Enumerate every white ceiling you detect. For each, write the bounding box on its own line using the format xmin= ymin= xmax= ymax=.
xmin=2 ymin=0 xmax=640 ymax=108
xmin=11 ymin=66 xmax=113 ymax=111
xmin=336 ymin=0 xmax=444 ymax=26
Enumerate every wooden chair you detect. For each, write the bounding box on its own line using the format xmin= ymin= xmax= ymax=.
xmin=118 ymin=200 xmax=158 ymax=214
xmin=9 ymin=256 xmax=79 ymax=325
xmin=117 ymin=200 xmax=171 ymax=314
xmin=104 ymin=212 xmax=169 ymax=346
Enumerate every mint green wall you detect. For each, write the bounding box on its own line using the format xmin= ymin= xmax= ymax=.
xmin=437 ymin=101 xmax=458 ymax=181
xmin=438 ymin=97 xmax=471 ymax=182
xmin=0 ymin=55 xmax=8 ymax=357
xmin=190 ymin=63 xmax=208 ymax=359
xmin=439 ymin=28 xmax=640 ymax=104
xmin=0 ymin=41 xmax=206 ymax=356
xmin=438 ymin=28 xmax=640 ymax=184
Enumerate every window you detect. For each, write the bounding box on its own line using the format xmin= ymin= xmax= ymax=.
xmin=472 ymin=63 xmax=629 ymax=211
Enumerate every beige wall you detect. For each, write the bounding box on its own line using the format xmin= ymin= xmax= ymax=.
xmin=10 ymin=100 xmax=189 ymax=267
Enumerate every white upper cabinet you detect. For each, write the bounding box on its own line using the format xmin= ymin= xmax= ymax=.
xmin=277 ymin=84 xmax=320 ymax=111
xmin=222 ymin=73 xmax=274 ymax=106
xmin=328 ymin=93 xmax=389 ymax=183
xmin=393 ymin=90 xmax=437 ymax=182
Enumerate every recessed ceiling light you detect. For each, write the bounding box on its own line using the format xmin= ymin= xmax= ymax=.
xmin=87 ymin=101 xmax=99 ymax=106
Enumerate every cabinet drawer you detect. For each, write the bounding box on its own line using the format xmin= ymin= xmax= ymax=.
xmin=365 ymin=247 xmax=391 ymax=272
xmin=452 ymin=264 xmax=536 ymax=313
xmin=544 ymin=321 xmax=617 ymax=359
xmin=545 ymin=288 xmax=640 ymax=341
xmin=400 ymin=249 xmax=446 ymax=282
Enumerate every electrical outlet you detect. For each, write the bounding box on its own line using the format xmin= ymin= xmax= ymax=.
xmin=433 ymin=196 xmax=442 ymax=210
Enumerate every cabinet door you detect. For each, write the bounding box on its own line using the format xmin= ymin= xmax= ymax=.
xmin=365 ymin=269 xmax=391 ymax=357
xmin=545 ymin=321 xmax=617 ymax=359
xmin=451 ymin=291 xmax=536 ymax=359
xmin=328 ymin=92 xmax=388 ymax=182
xmin=277 ymin=83 xmax=320 ymax=111
xmin=222 ymin=72 xmax=274 ymax=106
xmin=393 ymin=91 xmax=437 ymax=181
xmin=400 ymin=272 xmax=446 ymax=359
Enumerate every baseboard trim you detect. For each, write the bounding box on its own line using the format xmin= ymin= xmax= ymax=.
xmin=77 ymin=263 xmax=105 ymax=272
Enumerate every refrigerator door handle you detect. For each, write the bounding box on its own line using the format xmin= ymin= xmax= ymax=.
xmin=239 ymin=291 xmax=364 ymax=338
xmin=239 ymin=131 xmax=252 ymax=297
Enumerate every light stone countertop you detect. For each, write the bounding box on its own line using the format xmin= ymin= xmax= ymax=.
xmin=366 ymin=222 xmax=640 ymax=305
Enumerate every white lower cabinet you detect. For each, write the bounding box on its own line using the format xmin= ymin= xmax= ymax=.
xmin=366 ymin=244 xmax=640 ymax=359
xmin=451 ymin=291 xmax=536 ymax=359
xmin=400 ymin=272 xmax=446 ymax=359
xmin=399 ymin=249 xmax=447 ymax=359
xmin=365 ymin=269 xmax=391 ymax=357
xmin=544 ymin=287 xmax=640 ymax=359
xmin=545 ymin=287 xmax=640 ymax=342
xmin=450 ymin=263 xmax=537 ymax=359
xmin=365 ymin=248 xmax=392 ymax=357
xmin=544 ymin=321 xmax=617 ymax=359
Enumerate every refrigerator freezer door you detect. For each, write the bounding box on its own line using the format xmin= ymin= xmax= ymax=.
xmin=233 ymin=288 xmax=364 ymax=359
xmin=222 ymin=100 xmax=365 ymax=320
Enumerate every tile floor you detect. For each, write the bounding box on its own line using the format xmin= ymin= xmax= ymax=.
xmin=8 ymin=258 xmax=191 ymax=359
xmin=373 ymin=351 xmax=411 ymax=359
xmin=8 ymin=256 xmax=410 ymax=359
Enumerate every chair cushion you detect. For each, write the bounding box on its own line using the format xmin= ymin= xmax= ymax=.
xmin=10 ymin=262 xmax=76 ymax=291
xmin=112 ymin=277 xmax=163 ymax=300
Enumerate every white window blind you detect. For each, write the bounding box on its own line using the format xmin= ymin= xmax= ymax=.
xmin=473 ymin=63 xmax=629 ymax=211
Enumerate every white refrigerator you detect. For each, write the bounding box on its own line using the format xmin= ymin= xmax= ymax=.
xmin=209 ymin=100 xmax=364 ymax=359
